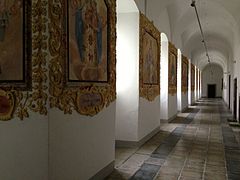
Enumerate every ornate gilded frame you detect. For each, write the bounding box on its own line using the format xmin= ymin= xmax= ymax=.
xmin=139 ymin=13 xmax=160 ymax=101
xmin=168 ymin=42 xmax=177 ymax=95
xmin=191 ymin=63 xmax=195 ymax=91
xmin=0 ymin=0 xmax=48 ymax=121
xmin=182 ymin=55 xmax=189 ymax=94
xmin=0 ymin=89 xmax=15 ymax=121
xmin=48 ymin=0 xmax=116 ymax=116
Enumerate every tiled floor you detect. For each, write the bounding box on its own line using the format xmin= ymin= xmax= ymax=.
xmin=106 ymin=99 xmax=240 ymax=180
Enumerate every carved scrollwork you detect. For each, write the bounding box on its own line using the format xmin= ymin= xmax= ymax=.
xmin=48 ymin=0 xmax=116 ymax=116
xmin=139 ymin=13 xmax=160 ymax=101
xmin=0 ymin=89 xmax=15 ymax=121
xmin=0 ymin=0 xmax=48 ymax=121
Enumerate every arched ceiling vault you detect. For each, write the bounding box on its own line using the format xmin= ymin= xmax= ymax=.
xmin=168 ymin=0 xmax=240 ymax=71
xmin=134 ymin=0 xmax=240 ymax=72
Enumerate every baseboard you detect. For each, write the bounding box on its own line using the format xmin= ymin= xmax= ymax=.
xmin=229 ymin=122 xmax=240 ymax=127
xmin=181 ymin=107 xmax=188 ymax=113
xmin=201 ymin=96 xmax=222 ymax=98
xmin=89 ymin=161 xmax=115 ymax=180
xmin=115 ymin=126 xmax=160 ymax=148
xmin=161 ymin=114 xmax=177 ymax=123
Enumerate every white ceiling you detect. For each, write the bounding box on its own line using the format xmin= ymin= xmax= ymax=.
xmin=133 ymin=0 xmax=240 ymax=71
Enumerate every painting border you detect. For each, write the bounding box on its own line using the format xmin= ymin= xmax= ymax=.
xmin=0 ymin=0 xmax=48 ymax=121
xmin=139 ymin=13 xmax=160 ymax=101
xmin=0 ymin=89 xmax=15 ymax=121
xmin=191 ymin=63 xmax=195 ymax=91
xmin=182 ymin=55 xmax=189 ymax=94
xmin=66 ymin=0 xmax=109 ymax=84
xmin=48 ymin=0 xmax=116 ymax=116
xmin=168 ymin=42 xmax=177 ymax=95
xmin=0 ymin=0 xmax=32 ymax=90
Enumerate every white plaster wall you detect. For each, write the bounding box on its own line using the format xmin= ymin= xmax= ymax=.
xmin=0 ymin=114 xmax=48 ymax=180
xmin=177 ymin=50 xmax=188 ymax=112
xmin=233 ymin=43 xmax=240 ymax=120
xmin=177 ymin=50 xmax=182 ymax=111
xmin=202 ymin=64 xmax=223 ymax=98
xmin=160 ymin=33 xmax=169 ymax=120
xmin=198 ymin=71 xmax=201 ymax=99
xmin=168 ymin=94 xmax=178 ymax=119
xmin=116 ymin=1 xmax=160 ymax=143
xmin=148 ymin=5 xmax=171 ymax=40
xmin=116 ymin=12 xmax=139 ymax=141
xmin=134 ymin=0 xmax=171 ymax=40
xmin=191 ymin=92 xmax=195 ymax=105
xmin=195 ymin=67 xmax=198 ymax=101
xmin=49 ymin=103 xmax=116 ymax=180
xmin=134 ymin=0 xmax=145 ymax=14
xmin=228 ymin=74 xmax=233 ymax=110
xmin=181 ymin=93 xmax=188 ymax=111
xmin=237 ymin=47 xmax=240 ymax=121
xmin=199 ymin=71 xmax=201 ymax=99
xmin=138 ymin=98 xmax=160 ymax=140
xmin=223 ymin=73 xmax=228 ymax=103
xmin=196 ymin=70 xmax=199 ymax=100
xmin=230 ymin=65 xmax=234 ymax=112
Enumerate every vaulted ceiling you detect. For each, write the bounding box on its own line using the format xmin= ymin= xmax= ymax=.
xmin=134 ymin=0 xmax=240 ymax=72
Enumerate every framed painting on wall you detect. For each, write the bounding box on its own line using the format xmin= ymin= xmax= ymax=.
xmin=67 ymin=0 xmax=108 ymax=83
xmin=168 ymin=42 xmax=177 ymax=95
xmin=139 ymin=13 xmax=160 ymax=101
xmin=182 ymin=55 xmax=188 ymax=94
xmin=191 ymin=64 xmax=195 ymax=91
xmin=49 ymin=0 xmax=116 ymax=116
xmin=0 ymin=0 xmax=31 ymax=90
xmin=0 ymin=0 xmax=49 ymax=121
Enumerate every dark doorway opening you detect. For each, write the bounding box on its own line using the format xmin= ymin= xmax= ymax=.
xmin=208 ymin=84 xmax=216 ymax=98
xmin=233 ymin=78 xmax=237 ymax=119
xmin=229 ymin=75 xmax=231 ymax=109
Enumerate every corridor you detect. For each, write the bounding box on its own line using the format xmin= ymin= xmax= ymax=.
xmin=107 ymin=99 xmax=240 ymax=180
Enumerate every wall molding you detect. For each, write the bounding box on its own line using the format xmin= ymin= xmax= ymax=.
xmin=161 ymin=114 xmax=178 ymax=123
xmin=89 ymin=161 xmax=115 ymax=180
xmin=116 ymin=126 xmax=160 ymax=148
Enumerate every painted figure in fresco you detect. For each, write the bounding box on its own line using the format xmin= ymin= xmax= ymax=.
xmin=0 ymin=0 xmax=22 ymax=80
xmin=170 ymin=55 xmax=176 ymax=85
xmin=182 ymin=63 xmax=187 ymax=85
xmin=71 ymin=0 xmax=84 ymax=61
xmin=69 ymin=0 xmax=107 ymax=81
xmin=191 ymin=68 xmax=195 ymax=87
xmin=146 ymin=41 xmax=154 ymax=83
xmin=73 ymin=0 xmax=106 ymax=64
xmin=0 ymin=0 xmax=21 ymax=41
xmin=0 ymin=0 xmax=9 ymax=41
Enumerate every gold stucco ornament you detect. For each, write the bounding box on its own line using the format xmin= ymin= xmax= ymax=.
xmin=48 ymin=0 xmax=116 ymax=116
xmin=0 ymin=89 xmax=15 ymax=121
xmin=139 ymin=13 xmax=161 ymax=101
